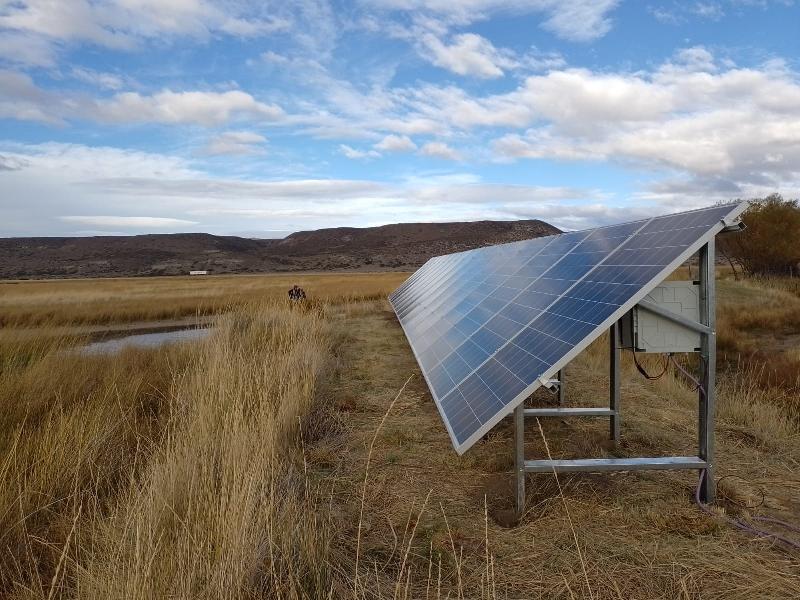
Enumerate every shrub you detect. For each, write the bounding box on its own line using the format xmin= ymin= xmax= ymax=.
xmin=719 ymin=194 xmax=800 ymax=277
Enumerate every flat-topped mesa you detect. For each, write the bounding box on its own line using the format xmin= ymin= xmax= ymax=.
xmin=0 ymin=219 xmax=560 ymax=279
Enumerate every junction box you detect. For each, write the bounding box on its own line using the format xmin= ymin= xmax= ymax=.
xmin=620 ymin=281 xmax=702 ymax=353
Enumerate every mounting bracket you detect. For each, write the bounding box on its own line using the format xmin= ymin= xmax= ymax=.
xmin=514 ymin=240 xmax=717 ymax=518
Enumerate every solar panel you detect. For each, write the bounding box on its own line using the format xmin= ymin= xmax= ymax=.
xmin=389 ymin=202 xmax=748 ymax=454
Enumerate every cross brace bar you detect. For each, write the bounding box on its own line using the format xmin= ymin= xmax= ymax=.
xmin=524 ymin=456 xmax=707 ymax=473
xmin=524 ymin=407 xmax=614 ymax=417
xmin=637 ymin=299 xmax=713 ymax=335
xmin=513 ymin=240 xmax=718 ymax=519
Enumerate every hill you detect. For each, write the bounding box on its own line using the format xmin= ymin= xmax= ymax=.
xmin=0 ymin=219 xmax=559 ymax=279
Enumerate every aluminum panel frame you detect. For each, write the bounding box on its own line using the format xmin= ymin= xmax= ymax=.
xmin=389 ymin=202 xmax=748 ymax=455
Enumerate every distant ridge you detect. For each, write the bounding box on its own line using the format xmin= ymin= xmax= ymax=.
xmin=0 ymin=219 xmax=560 ymax=279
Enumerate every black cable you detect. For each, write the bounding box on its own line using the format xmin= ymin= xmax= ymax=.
xmin=669 ymin=354 xmax=705 ymax=396
xmin=633 ymin=352 xmax=670 ymax=380
xmin=695 ymin=471 xmax=800 ymax=551
xmin=673 ymin=358 xmax=800 ymax=549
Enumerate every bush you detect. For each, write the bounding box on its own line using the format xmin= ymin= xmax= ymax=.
xmin=719 ymin=194 xmax=800 ymax=277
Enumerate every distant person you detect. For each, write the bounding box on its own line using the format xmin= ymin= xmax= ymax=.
xmin=288 ymin=284 xmax=306 ymax=302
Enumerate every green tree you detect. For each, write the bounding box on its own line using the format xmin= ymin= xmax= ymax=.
xmin=719 ymin=194 xmax=800 ymax=277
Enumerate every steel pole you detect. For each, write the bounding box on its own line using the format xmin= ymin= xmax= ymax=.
xmin=698 ymin=241 xmax=716 ymax=502
xmin=609 ymin=321 xmax=620 ymax=443
xmin=514 ymin=403 xmax=525 ymax=517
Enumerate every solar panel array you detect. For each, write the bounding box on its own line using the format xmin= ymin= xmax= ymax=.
xmin=389 ymin=202 xmax=747 ymax=454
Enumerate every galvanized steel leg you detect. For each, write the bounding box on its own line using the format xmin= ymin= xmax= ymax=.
xmin=514 ymin=403 xmax=525 ymax=517
xmin=557 ymin=369 xmax=566 ymax=405
xmin=609 ymin=321 xmax=620 ymax=444
xmin=699 ymin=241 xmax=716 ymax=503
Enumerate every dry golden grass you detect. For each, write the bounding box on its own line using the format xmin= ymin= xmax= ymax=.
xmin=78 ymin=305 xmax=334 ymax=598
xmin=0 ymin=302 xmax=337 ymax=599
xmin=715 ymin=278 xmax=800 ymax=398
xmin=717 ymin=277 xmax=800 ymax=333
xmin=0 ymin=334 xmax=193 ymax=596
xmin=0 ymin=272 xmax=408 ymax=327
xmin=2 ymin=272 xmax=799 ymax=599
xmin=762 ymin=276 xmax=800 ymax=297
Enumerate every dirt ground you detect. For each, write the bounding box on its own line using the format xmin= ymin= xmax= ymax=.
xmin=312 ymin=300 xmax=800 ymax=599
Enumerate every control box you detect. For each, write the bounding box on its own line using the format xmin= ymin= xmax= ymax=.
xmin=620 ymin=281 xmax=702 ymax=353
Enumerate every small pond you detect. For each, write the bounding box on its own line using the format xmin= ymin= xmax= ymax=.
xmin=80 ymin=327 xmax=212 ymax=355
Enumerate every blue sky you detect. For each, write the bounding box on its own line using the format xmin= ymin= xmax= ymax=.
xmin=0 ymin=0 xmax=798 ymax=237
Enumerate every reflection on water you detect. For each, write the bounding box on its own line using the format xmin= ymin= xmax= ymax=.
xmin=80 ymin=328 xmax=211 ymax=355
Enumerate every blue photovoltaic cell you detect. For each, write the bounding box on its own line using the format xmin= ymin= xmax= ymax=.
xmin=389 ymin=203 xmax=747 ymax=453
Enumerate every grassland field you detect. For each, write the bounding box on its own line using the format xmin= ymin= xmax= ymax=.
xmin=1 ymin=270 xmax=799 ymax=598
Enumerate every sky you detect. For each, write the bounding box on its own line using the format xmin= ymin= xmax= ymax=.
xmin=0 ymin=1 xmax=799 ymax=238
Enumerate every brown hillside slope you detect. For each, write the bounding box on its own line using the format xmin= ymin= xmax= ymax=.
xmin=0 ymin=219 xmax=559 ymax=279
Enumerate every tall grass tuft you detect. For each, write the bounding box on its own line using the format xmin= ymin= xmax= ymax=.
xmin=0 ymin=303 xmax=335 ymax=599
xmin=0 ymin=334 xmax=188 ymax=597
xmin=78 ymin=304 xmax=333 ymax=599
xmin=716 ymin=358 xmax=800 ymax=446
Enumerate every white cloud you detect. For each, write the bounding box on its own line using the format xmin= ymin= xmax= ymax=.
xmin=0 ymin=1 xmax=291 ymax=71
xmin=513 ymin=70 xmax=674 ymax=130
xmin=0 ymin=5 xmax=798 ymax=231
xmin=4 ymin=42 xmax=799 ymax=206
xmin=692 ymin=2 xmax=725 ymax=19
xmin=70 ymin=67 xmax=127 ymax=90
xmin=374 ymin=134 xmax=417 ymax=152
xmin=339 ymin=144 xmax=381 ymax=159
xmin=0 ymin=142 xmax=197 ymax=179
xmin=519 ymin=49 xmax=566 ymax=72
xmin=0 ymin=69 xmax=63 ymax=124
xmin=0 ymin=0 xmax=289 ymax=47
xmin=260 ymin=50 xmax=290 ymax=65
xmin=487 ymin=51 xmax=800 ymax=196
xmin=204 ymin=131 xmax=267 ymax=156
xmin=9 ymin=136 xmax=784 ymax=237
xmin=419 ymin=141 xmax=462 ymax=160
xmin=289 ymin=46 xmax=791 ymax=195
xmin=367 ymin=1 xmax=620 ymax=42
xmin=0 ymin=141 xmax=622 ymax=236
xmin=59 ymin=215 xmax=199 ymax=228
xmin=108 ymin=177 xmax=388 ymax=200
xmin=94 ymin=90 xmax=283 ymax=126
xmin=0 ymin=0 xmax=133 ymax=50
xmin=649 ymin=6 xmax=682 ymax=24
xmin=538 ymin=0 xmax=620 ymax=42
xmin=261 ymin=46 xmax=798 ymax=183
xmin=419 ymin=32 xmax=517 ymax=78
xmin=0 ymin=76 xmax=284 ymax=127
xmin=0 ymin=154 xmax=28 ymax=171
xmin=650 ymin=1 xmax=794 ymax=26
xmin=665 ymin=46 xmax=717 ymax=73
xmin=496 ymin=201 xmax=656 ymax=231
xmin=374 ymin=6 xmax=570 ymax=80
xmin=0 ymin=31 xmax=56 ymax=67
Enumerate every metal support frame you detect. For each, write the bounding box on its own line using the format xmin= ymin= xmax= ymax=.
xmin=525 ymin=407 xmax=613 ymax=417
xmin=525 ymin=456 xmax=705 ymax=473
xmin=513 ymin=241 xmax=718 ymax=517
xmin=610 ymin=321 xmax=621 ymax=444
xmin=514 ymin=403 xmax=525 ymax=513
xmin=637 ymin=299 xmax=713 ymax=335
xmin=698 ymin=240 xmax=716 ymax=503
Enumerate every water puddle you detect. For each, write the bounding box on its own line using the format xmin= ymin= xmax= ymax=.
xmin=79 ymin=327 xmax=212 ymax=355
